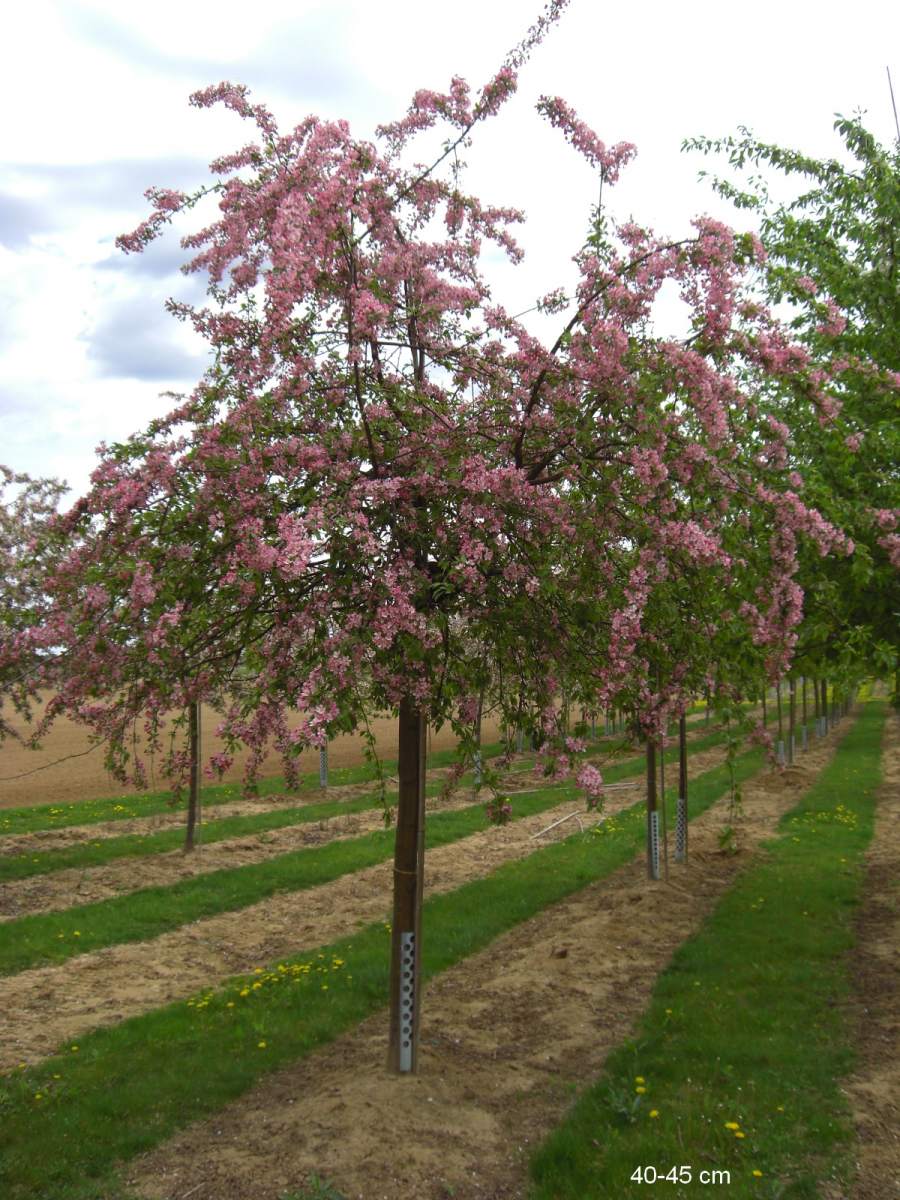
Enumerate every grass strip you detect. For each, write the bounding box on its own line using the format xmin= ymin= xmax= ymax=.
xmin=0 ymin=729 xmax=733 ymax=974
xmin=0 ymin=739 xmax=519 ymax=838
xmin=0 ymin=742 xmax=765 ymax=1200
xmin=0 ymin=762 xmax=490 ymax=884
xmin=527 ymin=702 xmax=883 ymax=1200
xmin=0 ymin=721 xmax=725 ymax=883
xmin=1 ymin=700 xmax=733 ymax=839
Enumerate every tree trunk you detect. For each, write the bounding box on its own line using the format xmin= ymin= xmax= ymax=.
xmin=675 ymin=713 xmax=688 ymax=863
xmin=788 ymin=677 xmax=796 ymax=765
xmin=387 ymin=696 xmax=427 ymax=1074
xmin=184 ymin=700 xmax=200 ymax=853
xmin=473 ymin=687 xmax=484 ymax=794
xmin=646 ymin=734 xmax=660 ymax=880
xmin=762 ymin=688 xmax=767 ymax=727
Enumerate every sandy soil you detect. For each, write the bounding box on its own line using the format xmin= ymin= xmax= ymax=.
xmin=0 ymin=755 xmax=592 ymax=921
xmin=0 ymin=702 xmax=732 ymax=814
xmin=0 ymin=724 xmax=722 ymax=916
xmin=123 ymin=718 xmax=851 ymax=1200
xmin=838 ymin=708 xmax=900 ymax=1200
xmin=0 ymin=701 xmax=510 ymax=810
xmin=0 ymin=744 xmax=734 ymax=1073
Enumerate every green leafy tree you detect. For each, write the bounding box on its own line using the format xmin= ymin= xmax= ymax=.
xmin=686 ymin=116 xmax=900 ymax=701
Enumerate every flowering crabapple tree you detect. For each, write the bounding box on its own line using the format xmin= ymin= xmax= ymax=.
xmin=0 ymin=466 xmax=68 ymax=748
xmin=27 ymin=0 xmax=855 ymax=1071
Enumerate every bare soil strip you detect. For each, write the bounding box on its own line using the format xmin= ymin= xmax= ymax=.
xmin=124 ymin=723 xmax=851 ymax=1200
xmin=0 ymin=726 xmax=720 ymax=918
xmin=0 ymin=764 xmax=572 ymax=921
xmin=0 ymin=707 xmax=511 ymax=810
xmin=0 ymin=711 xmax=725 ymax=852
xmin=0 ymin=744 xmax=731 ymax=1072
xmin=837 ymin=709 xmax=900 ymax=1200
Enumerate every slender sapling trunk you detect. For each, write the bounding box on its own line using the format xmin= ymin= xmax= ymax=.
xmin=388 ymin=696 xmax=427 ymax=1074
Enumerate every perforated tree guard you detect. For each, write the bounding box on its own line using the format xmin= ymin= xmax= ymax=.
xmin=674 ymin=796 xmax=688 ymax=863
xmin=648 ymin=810 xmax=661 ymax=880
xmin=319 ymin=744 xmax=328 ymax=789
xmin=398 ymin=931 xmax=416 ymax=1073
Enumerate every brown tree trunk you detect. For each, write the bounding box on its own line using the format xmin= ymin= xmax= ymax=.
xmin=675 ymin=713 xmax=688 ymax=863
xmin=646 ymin=734 xmax=660 ymax=880
xmin=387 ymin=696 xmax=427 ymax=1073
xmin=788 ymin=677 xmax=796 ymax=765
xmin=184 ymin=700 xmax=200 ymax=853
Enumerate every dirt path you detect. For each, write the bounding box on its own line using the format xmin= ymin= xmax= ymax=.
xmin=0 ymin=744 xmax=735 ymax=1072
xmin=0 ymin=705 xmax=512 ymax=810
xmin=838 ymin=708 xmax=900 ymax=1200
xmin=0 ymin=760 xmax=585 ymax=921
xmin=124 ymin=718 xmax=853 ymax=1200
xmin=0 ymin=724 xmax=721 ymax=918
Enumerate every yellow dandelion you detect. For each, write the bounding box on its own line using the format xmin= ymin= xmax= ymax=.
xmin=724 ymin=1122 xmax=740 ymax=1130
xmin=649 ymin=1109 xmax=659 ymax=1119
xmin=735 ymin=1131 xmax=746 ymax=1139
xmin=257 ymin=1041 xmax=267 ymax=1049
xmin=635 ymin=1086 xmax=647 ymax=1094
xmin=752 ymin=1170 xmax=763 ymax=1178
xmin=635 ymin=1076 xmax=645 ymax=1084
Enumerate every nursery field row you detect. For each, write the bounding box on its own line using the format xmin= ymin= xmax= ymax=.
xmin=0 ymin=716 xmax=727 ymax=880
xmin=530 ymin=699 xmax=892 ymax=1198
xmin=125 ymin=702 xmax=891 ymax=1200
xmin=0 ymin=740 xmax=735 ymax=1069
xmin=0 ymin=706 xmax=868 ymax=1200
xmin=0 ymin=722 xmax=733 ymax=920
xmin=0 ymin=703 xmax=733 ymax=842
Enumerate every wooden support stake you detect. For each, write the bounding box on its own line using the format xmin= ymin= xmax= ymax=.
xmin=185 ymin=700 xmax=201 ymax=853
xmin=788 ymin=678 xmax=796 ymax=765
xmin=387 ymin=697 xmax=426 ymax=1074
xmin=675 ymin=713 xmax=688 ymax=864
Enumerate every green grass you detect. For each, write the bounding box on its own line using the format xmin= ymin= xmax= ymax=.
xmin=0 ymin=742 xmax=765 ymax=1200
xmin=0 ymin=762 xmax=488 ymax=884
xmin=528 ymin=701 xmax=884 ymax=1199
xmin=0 ymin=701 xmax=731 ymax=841
xmin=0 ymin=738 xmax=516 ymax=838
xmin=0 ymin=718 xmax=723 ymax=883
xmin=0 ymin=728 xmax=735 ymax=975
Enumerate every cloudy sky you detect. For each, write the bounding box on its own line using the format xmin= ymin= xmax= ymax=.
xmin=3 ymin=0 xmax=898 ymax=501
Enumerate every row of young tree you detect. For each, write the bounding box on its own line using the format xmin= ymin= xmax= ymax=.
xmin=1 ymin=1 xmax=897 ymax=1073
